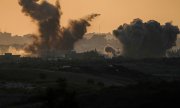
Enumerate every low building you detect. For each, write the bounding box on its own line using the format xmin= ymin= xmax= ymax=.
xmin=0 ymin=53 xmax=20 ymax=63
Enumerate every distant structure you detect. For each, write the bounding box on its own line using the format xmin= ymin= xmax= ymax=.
xmin=65 ymin=50 xmax=104 ymax=60
xmin=0 ymin=53 xmax=20 ymax=63
xmin=74 ymin=33 xmax=122 ymax=53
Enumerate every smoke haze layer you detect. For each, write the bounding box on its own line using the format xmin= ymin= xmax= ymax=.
xmin=19 ymin=0 xmax=100 ymax=57
xmin=113 ymin=19 xmax=180 ymax=58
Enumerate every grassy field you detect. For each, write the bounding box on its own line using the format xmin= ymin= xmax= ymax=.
xmin=0 ymin=68 xmax=126 ymax=87
xmin=0 ymin=58 xmax=180 ymax=108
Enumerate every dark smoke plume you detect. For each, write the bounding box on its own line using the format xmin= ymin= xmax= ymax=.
xmin=18 ymin=0 xmax=100 ymax=57
xmin=61 ymin=14 xmax=100 ymax=50
xmin=113 ymin=18 xmax=180 ymax=58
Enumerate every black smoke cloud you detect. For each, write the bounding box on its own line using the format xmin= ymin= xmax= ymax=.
xmin=113 ymin=18 xmax=180 ymax=58
xmin=18 ymin=0 xmax=100 ymax=57
xmin=61 ymin=14 xmax=100 ymax=50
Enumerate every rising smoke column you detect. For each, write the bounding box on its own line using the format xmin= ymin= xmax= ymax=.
xmin=113 ymin=19 xmax=179 ymax=58
xmin=18 ymin=0 xmax=100 ymax=57
xmin=61 ymin=14 xmax=100 ymax=50
xmin=19 ymin=0 xmax=62 ymax=57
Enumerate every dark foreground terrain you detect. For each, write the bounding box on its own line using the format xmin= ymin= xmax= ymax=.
xmin=0 ymin=57 xmax=180 ymax=108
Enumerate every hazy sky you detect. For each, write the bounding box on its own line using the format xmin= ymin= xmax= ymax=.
xmin=0 ymin=0 xmax=180 ymax=36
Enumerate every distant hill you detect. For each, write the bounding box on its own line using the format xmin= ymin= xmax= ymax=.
xmin=75 ymin=33 xmax=122 ymax=53
xmin=0 ymin=32 xmax=122 ymax=54
xmin=1 ymin=32 xmax=178 ymax=54
xmin=0 ymin=32 xmax=33 ymax=54
xmin=0 ymin=32 xmax=33 ymax=45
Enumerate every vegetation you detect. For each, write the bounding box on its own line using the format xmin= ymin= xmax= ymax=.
xmin=0 ymin=57 xmax=180 ymax=107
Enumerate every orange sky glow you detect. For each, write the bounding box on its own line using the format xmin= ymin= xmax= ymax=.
xmin=0 ymin=0 xmax=180 ymax=36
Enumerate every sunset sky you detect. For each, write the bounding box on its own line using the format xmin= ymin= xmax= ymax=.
xmin=0 ymin=0 xmax=180 ymax=36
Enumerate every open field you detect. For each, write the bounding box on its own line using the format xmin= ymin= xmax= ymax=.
xmin=0 ymin=58 xmax=180 ymax=108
